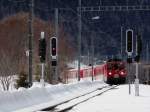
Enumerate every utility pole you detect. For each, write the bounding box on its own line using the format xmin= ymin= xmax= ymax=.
xmin=78 ymin=0 xmax=81 ymax=81
xmin=146 ymin=44 xmax=149 ymax=63
xmin=121 ymin=26 xmax=123 ymax=59
xmin=135 ymin=35 xmax=139 ymax=96
xmin=55 ymin=8 xmax=58 ymax=83
xmin=28 ymin=0 xmax=34 ymax=87
xmin=91 ymin=32 xmax=94 ymax=81
xmin=88 ymin=51 xmax=90 ymax=65
xmin=146 ymin=44 xmax=149 ymax=84
xmin=134 ymin=32 xmax=142 ymax=96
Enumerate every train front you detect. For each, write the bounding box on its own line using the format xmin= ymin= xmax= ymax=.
xmin=105 ymin=61 xmax=127 ymax=84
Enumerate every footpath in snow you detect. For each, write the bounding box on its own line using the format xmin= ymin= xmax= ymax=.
xmin=69 ymin=84 xmax=150 ymax=112
xmin=0 ymin=81 xmax=106 ymax=112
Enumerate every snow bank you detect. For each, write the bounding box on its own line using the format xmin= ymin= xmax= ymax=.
xmin=0 ymin=81 xmax=105 ymax=112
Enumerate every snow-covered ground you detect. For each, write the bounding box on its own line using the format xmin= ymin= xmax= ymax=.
xmin=0 ymin=78 xmax=150 ymax=112
xmin=0 ymin=81 xmax=106 ymax=112
xmin=69 ymin=84 xmax=150 ymax=112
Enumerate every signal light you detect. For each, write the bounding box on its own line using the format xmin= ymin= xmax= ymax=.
xmin=136 ymin=34 xmax=142 ymax=55
xmin=134 ymin=33 xmax=142 ymax=63
xmin=50 ymin=37 xmax=57 ymax=57
xmin=39 ymin=32 xmax=46 ymax=63
xmin=126 ymin=29 xmax=133 ymax=54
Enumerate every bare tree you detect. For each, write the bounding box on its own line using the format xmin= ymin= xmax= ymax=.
xmin=0 ymin=50 xmax=17 ymax=91
xmin=0 ymin=12 xmax=75 ymax=87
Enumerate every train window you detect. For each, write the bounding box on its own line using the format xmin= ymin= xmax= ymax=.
xmin=114 ymin=64 xmax=119 ymax=69
xmin=119 ymin=63 xmax=125 ymax=70
xmin=107 ymin=62 xmax=125 ymax=70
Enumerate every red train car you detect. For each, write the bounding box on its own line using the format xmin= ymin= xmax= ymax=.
xmin=65 ymin=59 xmax=127 ymax=84
xmin=66 ymin=64 xmax=105 ymax=83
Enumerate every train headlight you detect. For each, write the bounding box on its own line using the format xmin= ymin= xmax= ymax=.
xmin=108 ymin=72 xmax=112 ymax=75
xmin=120 ymin=71 xmax=124 ymax=75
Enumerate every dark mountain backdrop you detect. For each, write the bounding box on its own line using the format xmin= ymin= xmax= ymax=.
xmin=0 ymin=0 xmax=150 ymax=60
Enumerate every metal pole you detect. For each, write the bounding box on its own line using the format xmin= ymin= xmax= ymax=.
xmin=146 ymin=44 xmax=149 ymax=84
xmin=146 ymin=44 xmax=149 ymax=64
xmin=134 ymin=35 xmax=139 ymax=96
xmin=91 ymin=32 xmax=94 ymax=81
xmin=55 ymin=8 xmax=58 ymax=82
xmin=147 ymin=67 xmax=149 ymax=84
xmin=41 ymin=63 xmax=44 ymax=80
xmin=88 ymin=51 xmax=90 ymax=65
xmin=135 ymin=62 xmax=139 ymax=96
xmin=128 ymin=63 xmax=131 ymax=94
xmin=78 ymin=0 xmax=81 ymax=81
xmin=121 ymin=26 xmax=123 ymax=59
xmin=40 ymin=63 xmax=45 ymax=87
xmin=40 ymin=32 xmax=45 ymax=87
xmin=28 ymin=0 xmax=34 ymax=87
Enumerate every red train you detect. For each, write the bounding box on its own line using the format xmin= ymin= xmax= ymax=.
xmin=66 ymin=59 xmax=127 ymax=84
xmin=103 ymin=59 xmax=127 ymax=84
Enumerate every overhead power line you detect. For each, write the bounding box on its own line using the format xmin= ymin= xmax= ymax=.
xmin=80 ymin=5 xmax=150 ymax=12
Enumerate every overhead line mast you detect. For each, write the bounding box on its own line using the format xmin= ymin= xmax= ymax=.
xmin=28 ymin=0 xmax=34 ymax=87
xmin=78 ymin=0 xmax=82 ymax=81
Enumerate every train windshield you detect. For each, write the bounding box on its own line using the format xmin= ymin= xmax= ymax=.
xmin=107 ymin=62 xmax=125 ymax=70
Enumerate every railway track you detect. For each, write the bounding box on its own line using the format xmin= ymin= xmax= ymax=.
xmin=39 ymin=85 xmax=118 ymax=112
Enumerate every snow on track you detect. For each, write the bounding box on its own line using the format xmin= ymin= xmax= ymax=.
xmin=52 ymin=85 xmax=117 ymax=112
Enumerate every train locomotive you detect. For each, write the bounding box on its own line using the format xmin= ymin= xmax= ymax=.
xmin=103 ymin=59 xmax=127 ymax=84
xmin=66 ymin=59 xmax=127 ymax=84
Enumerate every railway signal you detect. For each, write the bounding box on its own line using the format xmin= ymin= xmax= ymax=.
xmin=50 ymin=37 xmax=57 ymax=66
xmin=39 ymin=32 xmax=47 ymax=87
xmin=135 ymin=33 xmax=142 ymax=62
xmin=39 ymin=32 xmax=46 ymax=63
xmin=126 ymin=29 xmax=133 ymax=56
xmin=126 ymin=29 xmax=133 ymax=95
xmin=126 ymin=29 xmax=133 ymax=63
xmin=50 ymin=37 xmax=58 ymax=84
xmin=50 ymin=37 xmax=57 ymax=58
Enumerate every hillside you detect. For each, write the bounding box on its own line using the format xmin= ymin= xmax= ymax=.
xmin=0 ymin=0 xmax=150 ymax=59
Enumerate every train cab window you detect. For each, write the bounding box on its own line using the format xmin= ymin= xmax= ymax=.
xmin=107 ymin=62 xmax=125 ymax=70
xmin=114 ymin=64 xmax=119 ymax=70
xmin=119 ymin=63 xmax=125 ymax=70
